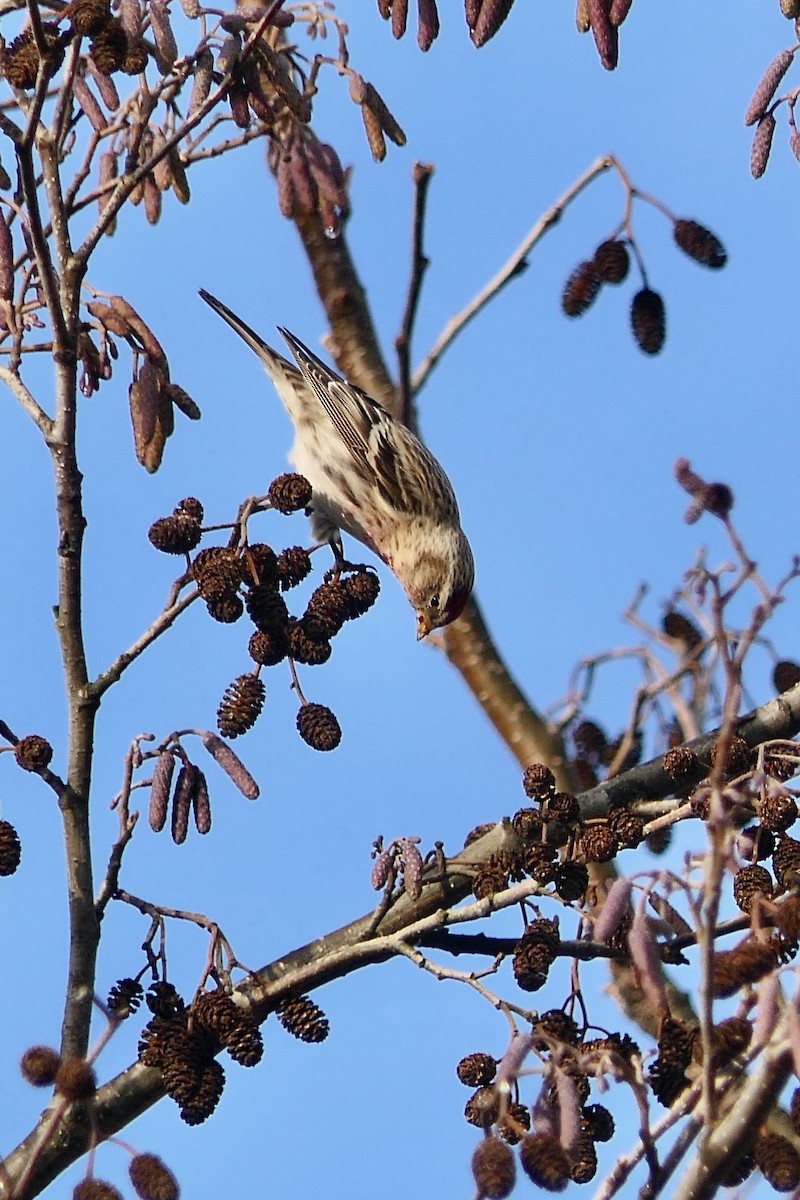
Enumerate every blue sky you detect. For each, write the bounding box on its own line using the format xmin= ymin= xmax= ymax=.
xmin=1 ymin=2 xmax=798 ymax=1197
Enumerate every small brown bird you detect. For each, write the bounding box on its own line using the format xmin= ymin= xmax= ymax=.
xmin=200 ymin=289 xmax=474 ymax=638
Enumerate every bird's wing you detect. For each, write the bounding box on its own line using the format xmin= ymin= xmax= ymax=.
xmin=280 ymin=329 xmax=460 ymax=523
xmin=200 ymin=290 xmax=304 ymax=392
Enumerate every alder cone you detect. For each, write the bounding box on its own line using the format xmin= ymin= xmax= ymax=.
xmin=630 ymin=288 xmax=666 ymax=355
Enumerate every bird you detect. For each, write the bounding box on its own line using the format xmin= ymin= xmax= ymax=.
xmin=199 ymin=289 xmax=474 ymax=639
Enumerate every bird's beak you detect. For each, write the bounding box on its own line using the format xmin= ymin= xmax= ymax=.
xmin=416 ymin=611 xmax=433 ymax=640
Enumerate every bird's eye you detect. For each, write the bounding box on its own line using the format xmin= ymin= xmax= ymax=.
xmin=430 ymin=594 xmax=440 ymax=609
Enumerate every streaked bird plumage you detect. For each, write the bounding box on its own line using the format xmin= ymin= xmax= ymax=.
xmin=199 ymin=289 xmax=474 ymax=637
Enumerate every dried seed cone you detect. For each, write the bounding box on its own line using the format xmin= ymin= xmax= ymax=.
xmin=89 ymin=17 xmax=129 ymax=72
xmin=648 ymin=1017 xmax=694 ymax=1106
xmin=296 ymin=703 xmax=341 ymax=751
xmin=217 ymin=674 xmax=265 ymax=738
xmin=473 ymin=864 xmax=510 ymax=899
xmin=570 ymin=1132 xmax=598 ymax=1183
xmin=464 ymin=1086 xmax=500 ymax=1128
xmin=773 ymin=834 xmax=800 ymax=887
xmin=457 ymin=1052 xmax=497 ymax=1087
xmin=710 ymin=734 xmax=751 ymax=777
xmin=519 ymin=1133 xmax=572 ymax=1191
xmin=496 ymin=1103 xmax=531 ymax=1145
xmin=148 ymin=513 xmax=201 ymax=555
xmin=673 ymin=219 xmax=727 ymax=269
xmin=2 ymin=30 xmax=43 ymax=88
xmin=663 ymin=745 xmax=698 ymax=784
xmin=522 ymin=763 xmax=556 ymax=800
xmin=67 ymin=0 xmax=112 ymax=35
xmin=248 ymin=628 xmax=289 ymax=667
xmin=630 ymin=287 xmax=666 ymax=355
xmin=554 ymin=861 xmax=589 ymax=901
xmin=592 ymin=238 xmax=629 ymax=283
xmin=522 ymin=843 xmax=557 ymax=884
xmin=20 ymin=1045 xmax=61 ymax=1086
xmin=760 ymin=791 xmax=798 ymax=832
xmin=107 ymin=977 xmax=144 ymax=1017
xmin=732 ymin=864 xmax=773 ymax=912
xmin=129 ymin=1154 xmax=179 ymax=1200
xmin=340 ymin=570 xmax=381 ymax=618
xmin=245 ymin=584 xmax=289 ymax=633
xmin=305 ymin=580 xmax=350 ymax=638
xmin=561 ymin=260 xmax=602 ymax=317
xmin=192 ymin=547 xmax=240 ymax=602
xmin=276 ymin=995 xmax=329 ymax=1042
xmin=582 ymin=1103 xmax=614 ymax=1142
xmin=239 ymin=543 xmax=279 ymax=588
xmin=546 ymin=791 xmax=580 ymax=824
xmin=579 ymin=822 xmax=619 ymax=863
xmin=276 ymin=546 xmax=312 ymax=590
xmin=512 ymin=919 xmax=560 ymax=991
xmin=471 ymin=1137 xmax=516 ymax=1199
xmin=192 ymin=989 xmax=263 ymax=1066
xmin=267 ymin=472 xmax=313 ymax=514
xmin=535 ymin=1010 xmax=579 ymax=1045
xmin=55 ymin=1056 xmax=97 ymax=1100
xmin=511 ymin=807 xmax=543 ymax=840
xmin=0 ymin=820 xmax=21 ymax=876
xmin=607 ymin=807 xmax=645 ymax=848
xmin=206 ymin=595 xmax=244 ymax=624
xmin=3 ymin=24 xmax=64 ymax=89
xmin=15 ymin=733 xmax=54 ymax=771
xmin=774 ymin=661 xmax=800 ymax=693
xmin=754 ymin=1131 xmax=800 ymax=1191
xmin=288 ymin=619 xmax=332 ymax=665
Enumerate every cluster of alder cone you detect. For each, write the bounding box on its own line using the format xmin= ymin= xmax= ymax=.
xmin=450 ymin=684 xmax=800 ymax=1198
xmin=148 ymin=473 xmax=380 ymax=753
xmin=561 ymin=218 xmax=727 ymax=356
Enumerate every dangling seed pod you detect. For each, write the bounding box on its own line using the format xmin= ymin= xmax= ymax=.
xmin=275 ymin=995 xmax=329 ymax=1042
xmin=0 ymin=820 xmax=22 ymax=876
xmin=107 ymin=977 xmax=144 ymax=1018
xmin=217 ymin=675 xmax=266 ymax=738
xmin=266 ymin=470 xmax=309 ymax=513
xmin=630 ymin=287 xmax=666 ymax=355
xmin=561 ymin=261 xmax=602 ymax=317
xmin=672 ymin=219 xmax=727 ymax=269
xmin=340 ymin=570 xmax=381 ymax=618
xmin=296 ymin=703 xmax=341 ymax=751
xmin=593 ymin=238 xmax=629 ymax=283
xmin=15 ymin=734 xmax=53 ymax=772
xmin=274 ymin=545 xmax=311 ymax=590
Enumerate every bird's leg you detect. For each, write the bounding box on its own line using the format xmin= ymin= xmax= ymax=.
xmin=319 ymin=533 xmax=371 ymax=583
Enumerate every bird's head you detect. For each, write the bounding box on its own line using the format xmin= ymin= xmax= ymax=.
xmin=395 ymin=525 xmax=475 ymax=640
